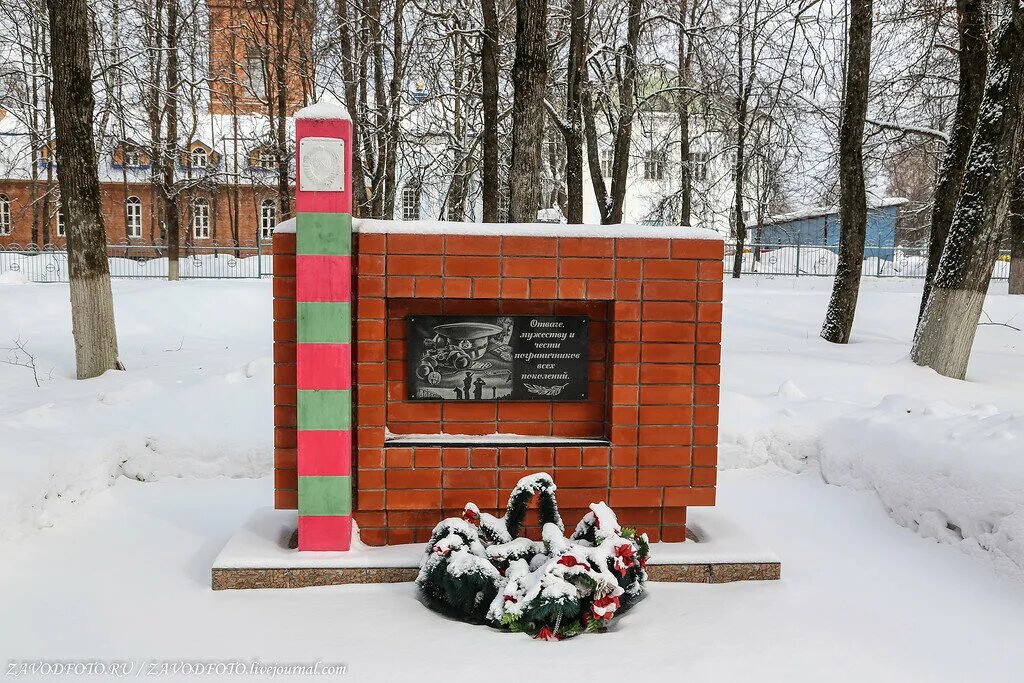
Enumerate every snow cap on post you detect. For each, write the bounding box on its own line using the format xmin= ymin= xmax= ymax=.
xmin=295 ymin=100 xmax=351 ymax=121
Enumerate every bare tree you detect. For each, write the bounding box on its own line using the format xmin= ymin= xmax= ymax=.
xmin=480 ymin=0 xmax=501 ymax=221
xmin=45 ymin=0 xmax=121 ymax=378
xmin=918 ymin=0 xmax=988 ymax=320
xmin=912 ymin=6 xmax=1024 ymax=379
xmin=507 ymin=0 xmax=549 ymax=222
xmin=821 ymin=0 xmax=873 ymax=344
xmin=1009 ymin=146 xmax=1024 ymax=295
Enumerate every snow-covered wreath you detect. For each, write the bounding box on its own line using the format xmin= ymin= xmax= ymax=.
xmin=416 ymin=473 xmax=650 ymax=640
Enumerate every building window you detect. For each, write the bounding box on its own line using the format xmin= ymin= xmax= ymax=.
xmin=125 ymin=196 xmax=142 ymax=238
xmin=191 ymin=147 xmax=209 ymax=169
xmin=600 ymin=148 xmax=613 ymax=178
xmin=0 ymin=194 xmax=10 ymax=236
xmin=260 ymin=198 xmax=277 ymax=240
xmin=689 ymin=152 xmax=709 ymax=183
xmin=401 ymin=185 xmax=421 ymax=221
xmin=245 ymin=48 xmax=266 ymax=98
xmin=192 ymin=198 xmax=210 ymax=239
xmin=644 ymin=150 xmax=666 ymax=181
xmin=123 ymin=145 xmax=142 ymax=167
xmin=57 ymin=206 xmax=66 ymax=237
xmin=255 ymin=148 xmax=276 ymax=170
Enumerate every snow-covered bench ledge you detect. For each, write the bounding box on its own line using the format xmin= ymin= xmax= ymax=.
xmin=211 ymin=507 xmax=780 ymax=589
xmin=273 ymin=216 xmax=724 ymax=241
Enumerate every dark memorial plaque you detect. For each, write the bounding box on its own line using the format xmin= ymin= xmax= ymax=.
xmin=406 ymin=315 xmax=589 ymax=401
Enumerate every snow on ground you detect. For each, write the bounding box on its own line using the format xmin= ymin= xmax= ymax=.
xmin=2 ymin=275 xmax=1024 ymax=679
xmin=0 ymin=280 xmax=273 ymax=541
xmin=2 ymin=472 xmax=1023 ymax=682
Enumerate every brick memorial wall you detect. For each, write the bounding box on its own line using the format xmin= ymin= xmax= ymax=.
xmin=273 ymin=226 xmax=724 ymax=545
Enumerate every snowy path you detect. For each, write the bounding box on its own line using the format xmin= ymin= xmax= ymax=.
xmin=2 ymin=471 xmax=1022 ymax=682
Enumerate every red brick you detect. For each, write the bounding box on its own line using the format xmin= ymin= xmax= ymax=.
xmin=388 ymin=233 xmax=443 ymax=254
xmin=671 ymin=239 xmax=724 ymax=260
xmin=555 ymin=447 xmax=582 ymax=467
xmin=558 ymin=279 xmax=586 ymax=298
xmin=445 ymin=234 xmax=501 ymax=255
xmin=388 ymin=469 xmax=441 ymax=489
xmin=445 ymin=255 xmax=499 ymax=277
xmin=503 ymin=235 xmax=556 ymax=256
xmin=693 ymin=426 xmax=718 ymax=446
xmin=639 ymin=405 xmax=692 ymax=425
xmin=385 ymin=448 xmax=413 ymax=468
xmin=640 ymin=364 xmax=694 ymax=385
xmin=698 ymin=260 xmax=725 ymax=281
xmin=388 ymin=254 xmax=442 ymax=276
xmin=443 ymin=277 xmax=473 ymax=297
xmin=357 ymin=253 xmax=385 ymax=276
xmin=502 ymin=278 xmax=530 ymax=297
xmin=610 ymin=488 xmax=663 ymax=507
xmin=443 ymin=488 xmax=498 ymax=508
xmin=387 ymin=490 xmax=442 ymax=510
xmin=645 ymin=281 xmax=697 ymax=301
xmin=582 ymin=447 xmax=609 ymax=466
xmin=643 ymin=301 xmax=696 ymax=321
xmin=443 ymin=469 xmax=497 ymax=488
xmin=638 ymin=446 xmax=690 ymax=466
xmin=560 ymin=257 xmax=614 ymax=279
xmin=611 ymin=468 xmax=637 ymax=487
xmin=386 ymin=276 xmax=415 ymax=297
xmin=698 ymin=281 xmax=724 ymax=302
xmin=691 ymin=467 xmax=717 ymax=486
xmin=642 ymin=322 xmax=695 ymax=343
xmin=643 ymin=260 xmax=698 ymax=280
xmin=616 ymin=239 xmax=670 ymax=258
xmin=526 ymin=447 xmax=554 ymax=467
xmin=639 ymin=426 xmax=692 ymax=446
xmin=416 ymin=277 xmax=443 ymax=297
xmin=442 ymin=448 xmax=470 ymax=467
xmin=472 ymin=278 xmax=501 ymax=298
xmin=414 ymin=448 xmax=442 ymax=467
xmin=503 ymin=257 xmax=557 ymax=277
xmin=554 ymin=469 xmax=609 ymax=488
xmin=560 ymin=237 xmax=613 ymax=257
xmin=470 ymin=448 xmax=499 ymax=468
xmin=638 ymin=467 xmax=691 ymax=486
xmin=499 ymin=448 xmax=527 ymax=467
xmin=640 ymin=385 xmax=694 ymax=407
xmin=358 ymin=233 xmax=386 ymax=253
xmin=665 ymin=487 xmax=715 ymax=506
xmin=358 ymin=469 xmax=385 ymax=489
xmin=695 ymin=343 xmax=721 ymax=364
xmin=692 ymin=446 xmax=718 ymax=466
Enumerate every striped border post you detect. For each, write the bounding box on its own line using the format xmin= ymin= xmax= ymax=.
xmin=295 ymin=103 xmax=354 ymax=551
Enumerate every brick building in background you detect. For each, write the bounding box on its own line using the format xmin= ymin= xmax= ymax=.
xmin=0 ymin=0 xmax=309 ymax=251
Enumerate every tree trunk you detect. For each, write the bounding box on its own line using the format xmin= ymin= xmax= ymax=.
xmin=1009 ymin=153 xmax=1024 ymax=295
xmin=562 ymin=0 xmax=586 ymax=224
xmin=731 ymin=8 xmax=748 ymax=280
xmin=275 ymin=0 xmax=292 ymax=221
xmin=163 ymin=0 xmax=181 ymax=281
xmin=335 ymin=0 xmax=369 ymax=217
xmin=678 ymin=0 xmax=692 ymax=227
xmin=607 ymin=0 xmax=642 ymax=225
xmin=46 ymin=0 xmax=120 ymax=378
xmin=582 ymin=73 xmax=610 ymax=223
xmin=821 ymin=0 xmax=873 ymax=344
xmin=507 ymin=0 xmax=548 ymax=223
xmin=480 ymin=0 xmax=500 ymax=222
xmin=912 ymin=8 xmax=1024 ymax=378
xmin=918 ymin=0 xmax=987 ymax=321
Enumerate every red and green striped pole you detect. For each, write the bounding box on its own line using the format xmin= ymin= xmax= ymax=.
xmin=294 ymin=104 xmax=354 ymax=551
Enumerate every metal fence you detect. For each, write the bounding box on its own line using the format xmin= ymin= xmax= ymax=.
xmin=0 ymin=242 xmax=270 ymax=282
xmin=726 ymin=241 xmax=1013 ymax=280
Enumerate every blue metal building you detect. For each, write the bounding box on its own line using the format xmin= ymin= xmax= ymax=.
xmin=756 ymin=197 xmax=908 ymax=259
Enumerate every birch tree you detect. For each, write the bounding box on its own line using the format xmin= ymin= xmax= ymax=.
xmin=45 ymin=0 xmax=121 ymax=378
xmin=821 ymin=0 xmax=873 ymax=344
xmin=912 ymin=5 xmax=1024 ymax=378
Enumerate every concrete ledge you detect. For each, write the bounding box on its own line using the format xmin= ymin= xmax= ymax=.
xmin=212 ymin=562 xmax=780 ymax=590
xmin=211 ymin=508 xmax=781 ymax=590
